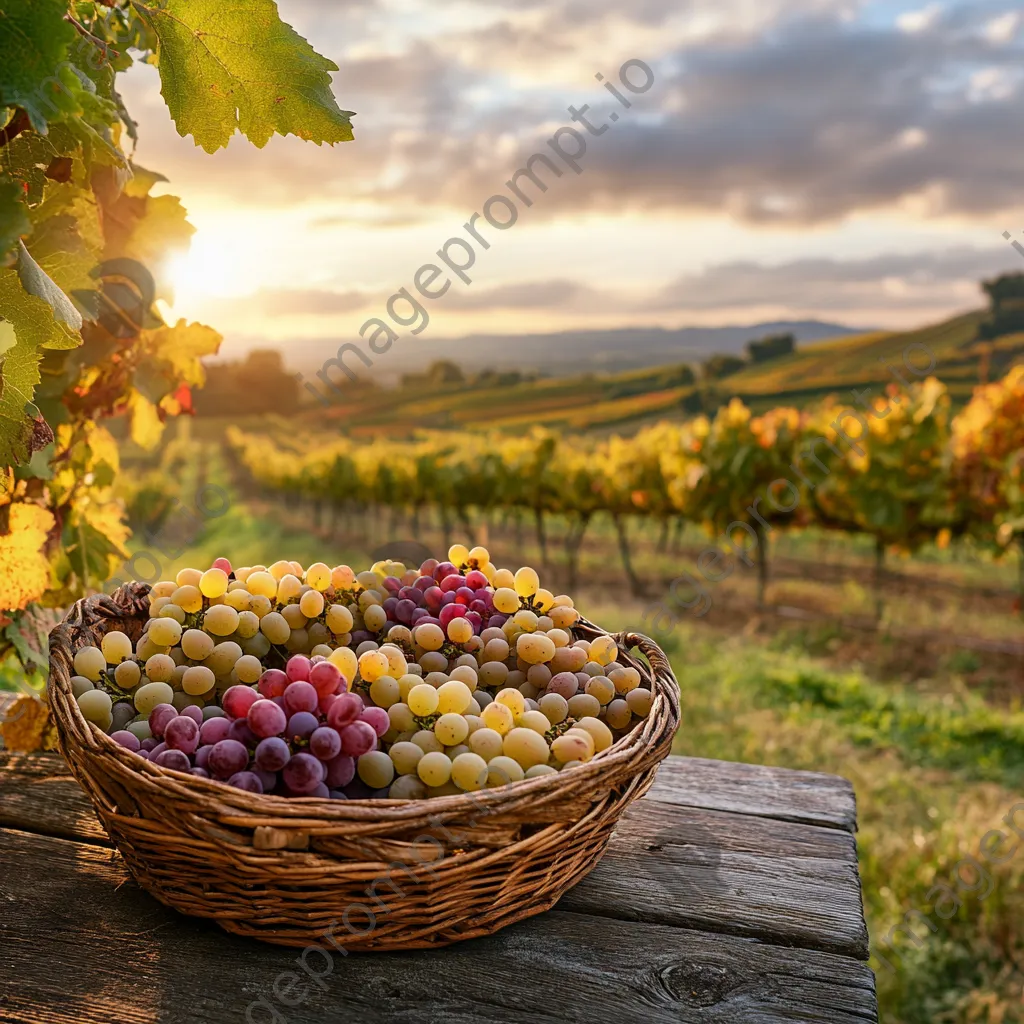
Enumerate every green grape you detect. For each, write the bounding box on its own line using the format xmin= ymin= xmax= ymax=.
xmin=260 ymin=611 xmax=290 ymax=645
xmin=605 ymin=698 xmax=633 ymax=730
xmin=276 ymin=574 xmax=303 ymax=604
xmin=478 ymin=662 xmax=508 ymax=688
xmin=235 ymin=655 xmax=263 ymax=684
xmin=434 ymin=713 xmax=469 ymax=747
xmin=70 ymin=675 xmax=95 ymax=698
xmin=158 ymin=604 xmax=186 ymax=624
xmin=446 ymin=618 xmax=473 ymax=644
xmin=364 ymin=604 xmax=387 ymax=632
xmin=249 ymin=594 xmax=273 ymax=618
xmin=589 ymin=635 xmax=618 ymax=666
xmin=480 ymin=702 xmax=514 ymax=736
xmin=551 ymin=732 xmax=592 ymax=764
xmin=389 ymin=741 xmax=424 ymax=775
xmin=626 ymin=687 xmax=654 ymax=718
xmin=389 ymin=775 xmax=427 ymax=800
xmin=414 ymin=623 xmax=445 ymax=652
xmin=513 ymin=609 xmax=539 ymax=633
xmin=199 ymin=567 xmax=229 ymax=598
xmin=100 ymin=631 xmax=133 ymax=664
xmin=172 ymin=691 xmax=203 ymax=712
xmin=379 ymin=645 xmax=407 ymax=677
xmin=408 ymin=683 xmax=440 ymax=717
xmin=241 ymin=632 xmax=272 ymax=659
xmin=235 ymin=610 xmax=261 ymax=639
xmin=518 ymin=710 xmax=551 ymax=735
xmin=181 ymin=628 xmax=215 ymax=661
xmin=451 ymin=752 xmax=488 ymax=792
xmin=502 ymin=727 xmax=549 ymax=770
xmin=113 ymin=660 xmax=141 ymax=690
xmin=388 ymin=703 xmax=415 ymax=733
xmin=486 ymin=755 xmax=524 ymax=787
xmin=495 ymin=687 xmax=526 ymax=718
xmin=525 ymin=764 xmax=557 ymax=779
xmin=585 ymin=676 xmax=615 ymax=706
xmin=171 ymin=585 xmax=202 ymax=614
xmin=77 ymin=689 xmax=112 ymax=728
xmin=134 ymin=681 xmax=174 ymax=716
xmin=281 ymin=604 xmax=307 ymax=629
xmin=358 ymin=751 xmax=395 ymax=789
xmin=574 ymin=716 xmax=613 ymax=753
xmin=205 ymin=641 xmax=242 ymax=676
xmin=448 ymin=665 xmax=478 ymax=690
xmin=514 ymin=566 xmax=539 ymax=598
xmin=436 ymin=680 xmax=472 ymax=715
xmin=424 ymin=671 xmax=448 ymax=689
xmin=467 ymin=727 xmax=503 ymax=762
xmin=359 ymin=650 xmax=389 ymax=681
xmin=609 ymin=666 xmax=641 ymax=695
xmin=145 ymin=653 xmax=175 ymax=683
xmin=182 ymin=666 xmax=216 ymax=696
xmin=73 ymin=646 xmax=106 ymax=682
xmin=418 ymin=651 xmax=447 ymax=674
xmin=412 ymin=729 xmax=444 ymax=754
xmin=176 ymin=567 xmax=202 ymax=588
xmin=481 ymin=637 xmax=510 ymax=662
xmin=568 ymin=693 xmax=602 ymax=720
xmin=306 ymin=562 xmax=331 ymax=591
xmin=245 ymin=571 xmax=277 ymax=599
xmin=126 ymin=720 xmax=152 ymax=742
xmin=416 ymin=751 xmax=452 ymax=787
xmin=447 ymin=744 xmax=471 ymax=759
xmin=203 ymin=605 xmax=239 ymax=637
xmin=326 ymin=604 xmax=354 ymax=634
xmin=223 ymin=588 xmax=251 ymax=611
xmin=538 ymin=692 xmax=568 ymax=725
xmin=369 ymin=675 xmax=401 ymax=708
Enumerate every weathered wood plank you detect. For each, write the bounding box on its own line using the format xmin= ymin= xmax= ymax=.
xmin=563 ymin=799 xmax=868 ymax=959
xmin=0 ymin=827 xmax=877 ymax=1024
xmin=650 ymin=756 xmax=858 ymax=832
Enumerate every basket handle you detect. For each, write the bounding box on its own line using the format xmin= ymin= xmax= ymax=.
xmin=613 ymin=631 xmax=674 ymax=682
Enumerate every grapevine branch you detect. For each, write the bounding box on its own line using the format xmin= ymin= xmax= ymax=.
xmin=64 ymin=14 xmax=120 ymax=61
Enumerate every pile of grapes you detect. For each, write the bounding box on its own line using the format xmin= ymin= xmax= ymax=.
xmin=68 ymin=546 xmax=655 ymax=799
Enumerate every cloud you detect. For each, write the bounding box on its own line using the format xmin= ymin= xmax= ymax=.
xmin=652 ymin=247 xmax=1015 ymax=312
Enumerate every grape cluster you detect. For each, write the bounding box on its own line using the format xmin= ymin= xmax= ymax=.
xmin=71 ymin=546 xmax=655 ymax=799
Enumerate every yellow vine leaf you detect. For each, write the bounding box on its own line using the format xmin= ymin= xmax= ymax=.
xmin=0 ymin=503 xmax=55 ymax=613
xmin=1 ymin=694 xmax=58 ymax=753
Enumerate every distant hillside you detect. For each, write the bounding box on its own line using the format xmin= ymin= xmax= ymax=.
xmin=306 ymin=320 xmax=864 ymax=382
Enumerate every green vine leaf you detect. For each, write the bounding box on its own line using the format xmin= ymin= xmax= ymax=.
xmin=15 ymin=239 xmax=83 ymax=333
xmin=0 ymin=331 xmax=43 ymax=466
xmin=0 ymin=0 xmax=77 ymax=133
xmin=131 ymin=0 xmax=355 ymax=153
xmin=0 ymin=180 xmax=30 ymax=264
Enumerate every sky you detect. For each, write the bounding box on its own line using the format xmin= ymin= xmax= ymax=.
xmin=118 ymin=0 xmax=1024 ymax=366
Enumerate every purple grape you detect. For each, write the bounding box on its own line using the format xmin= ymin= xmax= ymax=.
xmin=209 ymin=739 xmax=249 ymax=779
xmin=154 ymin=748 xmax=191 ymax=772
xmin=286 ymin=711 xmax=319 ymax=743
xmin=285 ymin=654 xmax=311 ymax=683
xmin=487 ymin=614 xmax=507 ymax=628
xmin=140 ymin=738 xmax=157 ymax=752
xmin=382 ymin=597 xmax=398 ymax=617
xmin=195 ymin=745 xmax=212 ymax=770
xmin=423 ymin=586 xmax=444 ymax=610
xmin=254 ymin=736 xmax=291 ymax=772
xmin=164 ymin=716 xmax=200 ymax=754
xmin=247 ymin=699 xmax=287 ymax=738
xmin=340 ymin=720 xmax=376 ymax=757
xmin=191 ymin=767 xmax=210 ymax=778
xmin=309 ymin=726 xmax=342 ymax=760
xmin=282 ymin=752 xmax=323 ymax=794
xmin=465 ymin=610 xmax=483 ymax=633
xmin=470 ymin=599 xmax=488 ymax=615
xmin=439 ymin=591 xmax=456 ymax=607
xmin=180 ymin=705 xmax=204 ymax=726
xmin=342 ymin=778 xmax=374 ymax=800
xmin=359 ymin=706 xmax=389 ymax=739
xmin=433 ymin=561 xmax=457 ymax=582
xmin=227 ymin=771 xmax=264 ymax=794
xmin=271 ymin=695 xmax=287 ymax=709
xmin=350 ymin=629 xmax=373 ymax=646
xmin=328 ymin=789 xmax=348 ymax=800
xmin=455 ymin=586 xmax=475 ymax=605
xmin=414 ymin=573 xmax=435 ymax=590
xmin=283 ymin=680 xmax=318 ymax=715
xmin=410 ymin=608 xmax=430 ymax=624
xmin=549 ymin=672 xmax=579 ymax=699
xmin=228 ymin=719 xmax=258 ymax=748
xmin=382 ymin=576 xmax=402 ymax=594
xmin=148 ymin=704 xmax=177 ymax=739
xmin=326 ymin=692 xmax=363 ymax=730
xmin=149 ymin=741 xmax=167 ymax=759
xmin=199 ymin=716 xmax=231 ymax=746
xmin=137 ymin=749 xmax=150 ymax=761
xmin=395 ymin=599 xmax=417 ymax=624
xmin=254 ymin=769 xmax=277 ymax=792
xmin=310 ymin=782 xmax=329 ymax=798
xmin=324 ymin=753 xmax=356 ymax=788
xmin=398 ymin=586 xmax=418 ymax=602
xmin=110 ymin=730 xmax=140 ymax=752
xmin=439 ymin=603 xmax=466 ymax=628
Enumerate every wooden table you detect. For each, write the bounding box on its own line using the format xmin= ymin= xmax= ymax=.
xmin=0 ymin=748 xmax=877 ymax=1023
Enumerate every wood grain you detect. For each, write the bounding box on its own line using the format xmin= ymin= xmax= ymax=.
xmin=650 ymin=756 xmax=858 ymax=832
xmin=0 ymin=827 xmax=877 ymax=1024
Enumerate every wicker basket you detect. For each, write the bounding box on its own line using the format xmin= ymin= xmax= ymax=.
xmin=48 ymin=582 xmax=681 ymax=950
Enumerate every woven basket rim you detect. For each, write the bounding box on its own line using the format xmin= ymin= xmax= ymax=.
xmin=48 ymin=582 xmax=681 ymax=825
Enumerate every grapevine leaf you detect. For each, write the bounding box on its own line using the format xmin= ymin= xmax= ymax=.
xmin=127 ymin=389 xmax=163 ymax=449
xmin=0 ymin=0 xmax=77 ymax=133
xmin=0 ymin=693 xmax=57 ymax=753
xmin=140 ymin=318 xmax=222 ymax=391
xmin=14 ymin=240 xmax=83 ymax=334
xmin=0 ymin=180 xmax=30 ymax=263
xmin=131 ymin=0 xmax=355 ymax=153
xmin=0 ymin=331 xmax=43 ymax=465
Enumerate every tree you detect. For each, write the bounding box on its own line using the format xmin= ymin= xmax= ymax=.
xmin=0 ymin=0 xmax=355 ymax=670
xmin=746 ymin=332 xmax=795 ymax=363
xmin=702 ymin=354 xmax=745 ymax=380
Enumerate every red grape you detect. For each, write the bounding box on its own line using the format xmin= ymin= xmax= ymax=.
xmin=164 ymin=716 xmax=200 ymax=754
xmin=227 ymin=771 xmax=264 ymax=793
xmin=324 ymin=753 xmax=356 ymax=788
xmin=148 ymin=704 xmax=177 ymax=738
xmin=308 ymin=660 xmax=341 ymax=697
xmin=359 ymin=706 xmax=389 ymax=738
xmin=223 ymin=685 xmax=259 ymax=720
xmin=180 ymin=705 xmax=203 ymax=726
xmin=258 ymin=668 xmax=288 ymax=698
xmin=326 ymin=693 xmax=363 ymax=730
xmin=282 ymin=752 xmax=322 ymax=794
xmin=286 ymin=711 xmax=319 ymax=743
xmin=110 ymin=730 xmax=140 ymax=752
xmin=283 ymin=681 xmax=318 ymax=715
xmin=199 ymin=717 xmax=231 ymax=746
xmin=254 ymin=736 xmax=290 ymax=772
xmin=310 ymin=726 xmax=342 ymax=760
xmin=285 ymin=654 xmax=311 ymax=683
xmin=212 ymin=557 xmax=232 ymax=574
xmin=209 ymin=739 xmax=249 ymax=779
xmin=247 ymin=699 xmax=287 ymax=738
xmin=340 ymin=721 xmax=376 ymax=757
xmin=154 ymin=748 xmax=191 ymax=772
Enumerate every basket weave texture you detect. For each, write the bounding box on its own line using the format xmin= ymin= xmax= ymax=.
xmin=48 ymin=582 xmax=681 ymax=950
